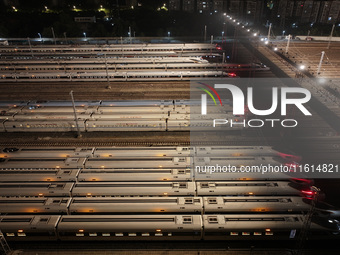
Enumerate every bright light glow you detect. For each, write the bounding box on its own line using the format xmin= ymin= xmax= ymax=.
xmin=265 ymin=228 xmax=271 ymax=232
xmin=274 ymin=47 xmax=278 ymax=51
xmin=237 ymin=22 xmax=240 ymax=25
xmin=233 ymin=20 xmax=236 ymax=22
xmin=18 ymin=230 xmax=24 ymax=233
xmin=78 ymin=229 xmax=84 ymax=232
xmin=73 ymin=5 xmax=76 ymax=9
xmin=223 ymin=13 xmax=226 ymax=16
xmin=299 ymin=65 xmax=305 ymax=70
xmin=156 ymin=229 xmax=162 ymax=232
xmin=253 ymin=33 xmax=257 ymax=36
xmin=260 ymin=38 xmax=264 ymax=41
xmin=247 ymin=29 xmax=250 ymax=32
xmin=265 ymin=41 xmax=269 ymax=45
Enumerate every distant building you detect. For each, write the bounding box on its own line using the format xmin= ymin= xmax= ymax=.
xmin=183 ymin=0 xmax=195 ymax=12
xmin=169 ymin=0 xmax=181 ymax=11
xmin=276 ymin=0 xmax=340 ymax=26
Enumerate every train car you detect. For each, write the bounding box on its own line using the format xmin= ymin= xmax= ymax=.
xmin=77 ymin=168 xmax=191 ymax=182
xmin=84 ymin=118 xmax=166 ymax=132
xmin=57 ymin=215 xmax=202 ymax=241
xmin=203 ymin=197 xmax=311 ymax=213
xmin=93 ymin=147 xmax=191 ymax=158
xmin=0 ymin=198 xmax=70 ymax=214
xmin=20 ymin=105 xmax=97 ymax=113
xmin=0 ymin=168 xmax=79 ymax=182
xmin=0 ymin=183 xmax=74 ymax=197
xmin=202 ymin=214 xmax=340 ymax=240
xmin=0 ymin=157 xmax=86 ymax=169
xmin=68 ymin=197 xmax=202 ymax=214
xmin=0 ymin=215 xmax=61 ymax=241
xmin=2 ymin=119 xmax=86 ymax=132
xmin=90 ymin=112 xmax=169 ymax=119
xmin=84 ymin=157 xmax=191 ymax=169
xmin=196 ymin=181 xmax=305 ymax=196
xmin=0 ymin=147 xmax=94 ymax=158
xmin=71 ymin=182 xmax=196 ymax=197
xmin=195 ymin=146 xmax=280 ymax=157
xmin=10 ymin=112 xmax=90 ymax=120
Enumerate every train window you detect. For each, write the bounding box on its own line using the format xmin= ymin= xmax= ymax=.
xmin=201 ymin=183 xmax=209 ymax=188
xmin=242 ymin=232 xmax=250 ymax=236
xmin=40 ymin=218 xmax=49 ymax=222
xmin=230 ymin=232 xmax=238 ymax=236
xmin=89 ymin=233 xmax=97 ymax=237
xmin=76 ymin=233 xmax=84 ymax=237
xmin=184 ymin=198 xmax=193 ymax=204
xmin=208 ymin=217 xmax=218 ymax=224
xmin=179 ymin=183 xmax=187 ymax=189
xmin=102 ymin=233 xmax=110 ymax=236
xmin=254 ymin=232 xmax=262 ymax=236
xmin=18 ymin=233 xmax=26 ymax=237
xmin=208 ymin=199 xmax=217 ymax=204
xmin=182 ymin=216 xmax=192 ymax=224
xmin=53 ymin=200 xmax=61 ymax=203
xmin=115 ymin=233 xmax=124 ymax=237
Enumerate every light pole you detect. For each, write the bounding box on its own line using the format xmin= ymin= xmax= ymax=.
xmin=282 ymin=30 xmax=285 ymax=37
xmin=51 ymin=27 xmax=56 ymax=45
xmin=168 ymin=31 xmax=170 ymax=37
xmin=285 ymin=34 xmax=291 ymax=54
xmin=38 ymin=33 xmax=42 ymax=44
xmin=327 ymin=24 xmax=335 ymax=49
xmin=83 ymin=32 xmax=87 ymax=40
xmin=70 ymin=91 xmax=82 ymax=138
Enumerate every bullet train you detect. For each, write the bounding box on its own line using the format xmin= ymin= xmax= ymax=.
xmin=0 ymin=214 xmax=338 ymax=241
xmin=0 ymin=70 xmax=233 ymax=82
xmin=0 ymin=63 xmax=268 ymax=73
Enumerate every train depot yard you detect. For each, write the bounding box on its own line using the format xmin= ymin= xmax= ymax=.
xmin=0 ymin=36 xmax=340 ymax=255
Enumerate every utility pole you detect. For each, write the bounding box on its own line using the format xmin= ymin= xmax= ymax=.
xmin=204 ymin=25 xmax=207 ymax=42
xmin=27 ymin=37 xmax=34 ymax=58
xmin=51 ymin=27 xmax=56 ymax=45
xmin=69 ymin=91 xmax=82 ymax=138
xmin=63 ymin=32 xmax=67 ymax=44
xmin=104 ymin=53 xmax=110 ymax=87
xmin=317 ymin=51 xmax=325 ymax=76
xmin=267 ymin=23 xmax=272 ymax=43
xmin=210 ymin=35 xmax=213 ymax=44
xmin=327 ymin=24 xmax=335 ymax=49
xmin=285 ymin=34 xmax=291 ymax=54
xmin=129 ymin=26 xmax=132 ymax=44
